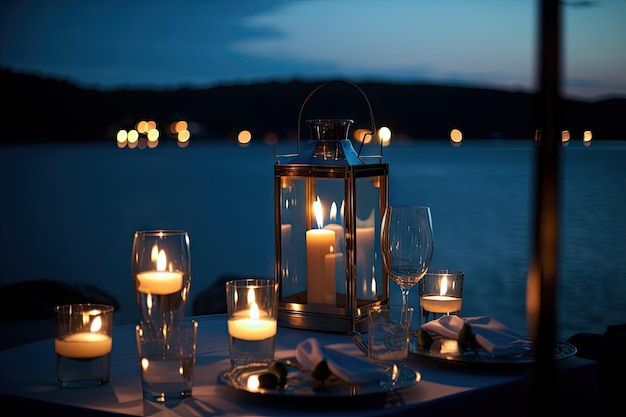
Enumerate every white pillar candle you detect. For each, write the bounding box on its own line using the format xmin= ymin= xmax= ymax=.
xmin=356 ymin=226 xmax=374 ymax=297
xmin=306 ymin=197 xmax=336 ymax=305
xmin=55 ymin=333 xmax=112 ymax=358
xmin=324 ymin=201 xmax=345 ymax=255
xmin=332 ymin=252 xmax=345 ymax=294
xmin=324 ymin=224 xmax=344 ymax=254
xmin=323 ymin=250 xmax=337 ymax=305
xmin=306 ymin=228 xmax=335 ymax=304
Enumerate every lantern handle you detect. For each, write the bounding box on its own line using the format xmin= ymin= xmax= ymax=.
xmin=274 ymin=80 xmax=383 ymax=163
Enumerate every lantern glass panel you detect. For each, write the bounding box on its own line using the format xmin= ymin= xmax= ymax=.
xmin=275 ymin=163 xmax=388 ymax=333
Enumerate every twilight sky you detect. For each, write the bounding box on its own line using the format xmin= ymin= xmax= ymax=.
xmin=1 ymin=0 xmax=625 ymax=101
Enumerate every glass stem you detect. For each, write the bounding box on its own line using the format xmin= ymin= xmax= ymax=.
xmin=401 ymin=289 xmax=410 ymax=311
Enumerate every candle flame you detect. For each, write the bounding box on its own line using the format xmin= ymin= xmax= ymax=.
xmin=313 ymin=196 xmax=324 ymax=229
xmin=250 ymin=302 xmax=260 ymax=319
xmin=330 ymin=201 xmax=337 ymax=223
xmin=340 ymin=200 xmax=345 ymax=222
xmin=150 ymin=243 xmax=159 ymax=262
xmin=247 ymin=288 xmax=255 ymax=304
xmin=157 ymin=250 xmax=167 ymax=271
xmin=440 ymin=275 xmax=448 ymax=296
xmin=90 ymin=316 xmax=102 ymax=332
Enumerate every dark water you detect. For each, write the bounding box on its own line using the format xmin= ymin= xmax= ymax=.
xmin=2 ymin=139 xmax=625 ymax=341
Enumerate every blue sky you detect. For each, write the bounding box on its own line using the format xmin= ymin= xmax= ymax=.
xmin=1 ymin=0 xmax=625 ymax=101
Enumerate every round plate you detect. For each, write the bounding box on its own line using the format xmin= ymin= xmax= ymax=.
xmin=410 ymin=338 xmax=577 ymax=365
xmin=220 ymin=359 xmax=420 ymax=398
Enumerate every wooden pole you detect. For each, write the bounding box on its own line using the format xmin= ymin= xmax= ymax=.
xmin=526 ymin=0 xmax=561 ymax=415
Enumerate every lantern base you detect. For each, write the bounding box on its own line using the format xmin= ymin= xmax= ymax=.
xmin=278 ymin=292 xmax=386 ymax=333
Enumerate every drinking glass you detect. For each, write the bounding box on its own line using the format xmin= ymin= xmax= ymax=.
xmin=368 ymin=305 xmax=414 ymax=366
xmin=131 ymin=230 xmax=191 ymax=327
xmin=380 ymin=206 xmax=434 ymax=312
xmin=136 ymin=319 xmax=198 ymax=402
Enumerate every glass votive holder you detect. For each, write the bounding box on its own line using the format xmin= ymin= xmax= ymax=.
xmin=418 ymin=270 xmax=464 ymax=326
xmin=225 ymin=278 xmax=279 ymax=368
xmin=131 ymin=230 xmax=191 ymax=328
xmin=54 ymin=303 xmax=114 ymax=388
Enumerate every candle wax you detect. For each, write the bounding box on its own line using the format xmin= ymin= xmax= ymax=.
xmin=324 ymin=223 xmax=344 ymax=253
xmin=356 ymin=226 xmax=375 ymax=297
xmin=136 ymin=271 xmax=183 ymax=295
xmin=420 ymin=295 xmax=463 ymax=314
xmin=306 ymin=228 xmax=335 ymax=305
xmin=55 ymin=333 xmax=112 ymax=358
xmin=227 ymin=318 xmax=277 ymax=341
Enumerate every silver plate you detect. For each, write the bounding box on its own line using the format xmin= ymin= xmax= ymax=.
xmin=410 ymin=338 xmax=577 ymax=365
xmin=220 ymin=358 xmax=420 ymax=398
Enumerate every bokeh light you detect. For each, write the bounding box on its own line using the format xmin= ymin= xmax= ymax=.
xmin=238 ymin=130 xmax=252 ymax=146
xmin=353 ymin=128 xmax=373 ymax=144
xmin=450 ymin=129 xmax=463 ymax=146
xmin=378 ymin=126 xmax=391 ymax=146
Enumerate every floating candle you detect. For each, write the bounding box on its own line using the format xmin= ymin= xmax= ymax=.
xmin=420 ymin=274 xmax=462 ymax=313
xmin=55 ymin=333 xmax=112 ymax=358
xmin=136 ymin=249 xmax=183 ymax=294
xmin=227 ymin=302 xmax=277 ymax=340
xmin=420 ymin=295 xmax=463 ymax=314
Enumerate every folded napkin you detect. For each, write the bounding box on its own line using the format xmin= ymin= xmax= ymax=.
xmin=421 ymin=315 xmax=533 ymax=356
xmin=295 ymin=337 xmax=387 ymax=384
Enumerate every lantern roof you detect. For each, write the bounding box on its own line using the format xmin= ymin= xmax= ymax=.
xmin=288 ymin=119 xmax=365 ymax=166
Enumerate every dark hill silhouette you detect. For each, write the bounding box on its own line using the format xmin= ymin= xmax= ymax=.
xmin=2 ymin=68 xmax=624 ymax=143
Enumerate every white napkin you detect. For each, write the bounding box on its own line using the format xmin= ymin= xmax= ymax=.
xmin=421 ymin=315 xmax=533 ymax=356
xmin=295 ymin=337 xmax=387 ymax=384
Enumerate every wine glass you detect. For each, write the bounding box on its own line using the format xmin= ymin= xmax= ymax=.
xmin=131 ymin=230 xmax=191 ymax=327
xmin=380 ymin=206 xmax=434 ymax=314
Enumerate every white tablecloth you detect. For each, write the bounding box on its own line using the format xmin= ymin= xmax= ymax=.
xmin=0 ymin=314 xmax=601 ymax=417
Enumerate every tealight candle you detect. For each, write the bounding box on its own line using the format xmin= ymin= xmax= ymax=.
xmin=136 ymin=248 xmax=183 ymax=294
xmin=226 ymin=279 xmax=278 ymax=367
xmin=55 ymin=333 xmax=112 ymax=358
xmin=136 ymin=271 xmax=183 ymax=295
xmin=420 ymin=295 xmax=463 ymax=314
xmin=419 ymin=270 xmax=464 ymax=325
xmin=324 ymin=201 xmax=345 ymax=254
xmin=227 ymin=317 xmax=277 ymax=341
xmin=228 ymin=299 xmax=277 ymax=340
xmin=55 ymin=304 xmax=114 ymax=388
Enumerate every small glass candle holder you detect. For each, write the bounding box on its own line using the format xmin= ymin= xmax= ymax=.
xmin=55 ymin=303 xmax=114 ymax=388
xmin=131 ymin=230 xmax=191 ymax=327
xmin=225 ymin=278 xmax=279 ymax=368
xmin=418 ymin=270 xmax=464 ymax=326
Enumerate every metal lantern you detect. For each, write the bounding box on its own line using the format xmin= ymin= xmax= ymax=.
xmin=274 ymin=81 xmax=389 ymax=333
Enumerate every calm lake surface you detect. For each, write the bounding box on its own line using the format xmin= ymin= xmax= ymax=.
xmin=1 ymin=139 xmax=625 ymax=341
